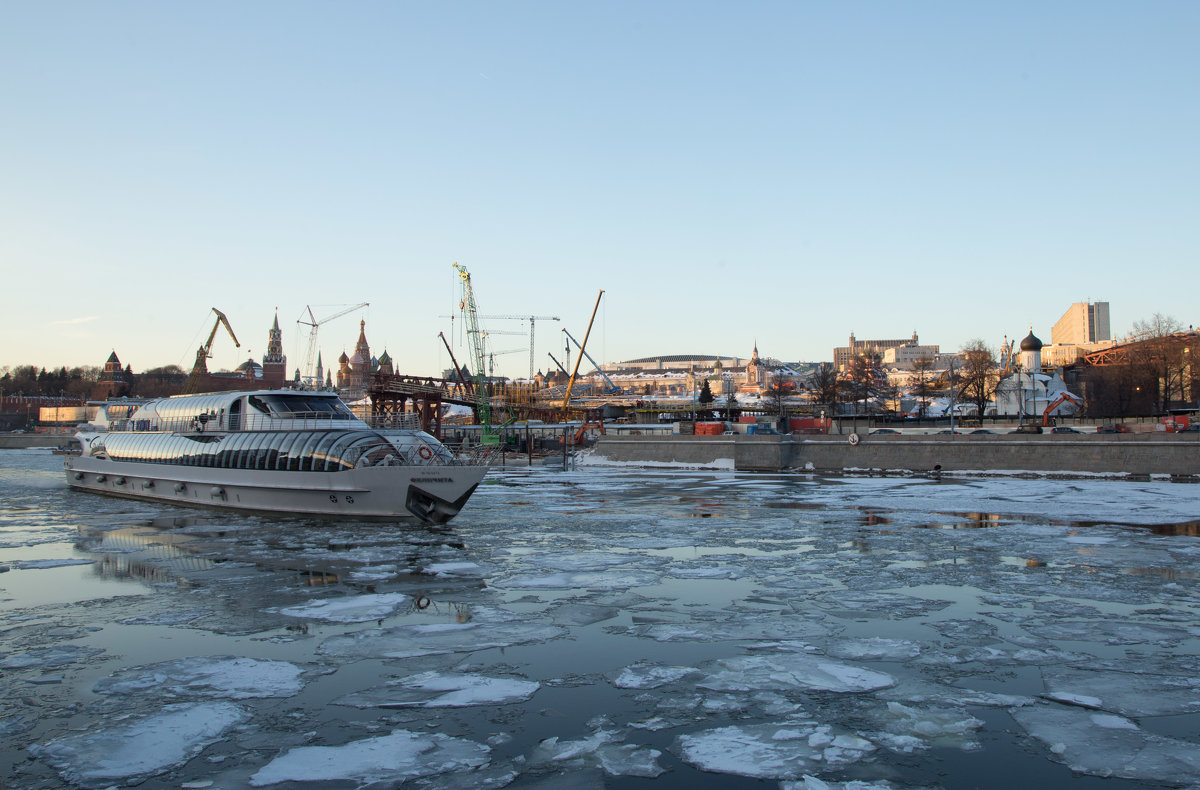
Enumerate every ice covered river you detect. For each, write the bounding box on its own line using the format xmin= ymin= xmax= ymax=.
xmin=3 ymin=447 xmax=1200 ymax=789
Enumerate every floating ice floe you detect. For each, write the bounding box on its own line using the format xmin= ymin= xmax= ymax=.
xmin=347 ymin=564 xmax=398 ymax=581
xmin=547 ymin=602 xmax=621 ymax=625
xmin=93 ymin=656 xmax=305 ymax=699
xmin=29 ymin=702 xmax=247 ymax=788
xmin=1022 ymin=620 xmax=1190 ymax=646
xmin=272 ymin=592 xmax=410 ymax=623
xmin=610 ymin=661 xmax=699 ymax=689
xmin=1 ymin=644 xmax=104 ymax=669
xmin=698 ymin=654 xmax=896 ymax=694
xmin=674 ymin=722 xmax=875 ymax=780
xmin=865 ymin=701 xmax=985 ymax=752
xmin=422 ymin=560 xmax=483 ymax=576
xmin=490 ymin=570 xmax=661 ymax=590
xmin=825 ymin=637 xmax=922 ymax=661
xmin=318 ymin=621 xmax=567 ymax=660
xmin=119 ymin=608 xmax=214 ymax=626
xmin=878 ymin=678 xmax=1035 ymax=709
xmin=1013 ymin=704 xmax=1200 ymax=785
xmin=534 ymin=551 xmax=642 ymax=571
xmin=11 ymin=558 xmax=95 ymax=569
xmin=333 ymin=670 xmax=539 ymax=708
xmin=619 ymin=616 xmax=829 ymax=643
xmin=530 ymin=728 xmax=665 ymax=777
xmin=0 ymin=714 xmax=35 ymax=739
xmin=1041 ymin=666 xmax=1200 ymax=716
xmin=667 ymin=565 xmax=744 ymax=579
xmin=248 ymin=729 xmax=490 ymax=786
xmin=780 ymin=777 xmax=908 ymax=790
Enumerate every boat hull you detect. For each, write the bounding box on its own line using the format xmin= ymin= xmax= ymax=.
xmin=64 ymin=455 xmax=486 ymax=524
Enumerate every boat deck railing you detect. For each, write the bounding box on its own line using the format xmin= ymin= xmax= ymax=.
xmin=98 ymin=411 xmax=426 ymax=434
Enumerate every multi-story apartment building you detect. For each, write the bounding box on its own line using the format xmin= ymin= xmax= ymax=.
xmin=1052 ymin=301 xmax=1111 ymax=346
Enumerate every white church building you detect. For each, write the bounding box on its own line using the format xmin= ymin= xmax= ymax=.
xmin=992 ymin=330 xmax=1082 ymax=420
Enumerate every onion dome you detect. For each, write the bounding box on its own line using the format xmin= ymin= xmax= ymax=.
xmin=1019 ymin=330 xmax=1043 ymax=352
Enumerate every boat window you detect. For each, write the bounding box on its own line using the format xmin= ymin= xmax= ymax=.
xmin=273 ymin=432 xmax=305 ymax=471
xmin=218 ymin=433 xmax=248 ymax=468
xmin=321 ymin=433 xmax=360 ymax=471
xmin=260 ymin=433 xmax=283 ymax=470
xmin=309 ymin=432 xmax=345 ymax=471
xmin=296 ymin=432 xmax=324 ymax=471
xmin=237 ymin=433 xmax=259 ymax=469
xmin=248 ymin=395 xmax=271 ymax=415
xmin=242 ymin=433 xmax=266 ymax=470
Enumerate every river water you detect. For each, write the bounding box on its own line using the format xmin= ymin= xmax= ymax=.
xmin=2 ymin=447 xmax=1200 ymax=789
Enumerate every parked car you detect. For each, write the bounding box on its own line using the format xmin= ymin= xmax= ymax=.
xmin=1012 ymin=425 xmax=1043 ymax=434
xmin=870 ymin=428 xmax=900 ymax=435
xmin=935 ymin=430 xmax=961 ymax=435
xmin=1096 ymin=424 xmax=1131 ymax=434
xmin=1051 ymin=426 xmax=1081 ymax=434
xmin=970 ymin=429 xmax=995 ymax=434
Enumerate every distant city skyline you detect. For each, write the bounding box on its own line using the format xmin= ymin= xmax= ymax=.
xmin=2 ymin=3 xmax=1196 ymax=379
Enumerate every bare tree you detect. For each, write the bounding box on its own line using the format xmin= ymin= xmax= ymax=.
xmin=910 ymin=355 xmax=935 ymax=418
xmin=843 ymin=352 xmax=882 ymax=413
xmin=809 ymin=362 xmax=840 ymax=413
xmin=1128 ymin=314 xmax=1189 ymax=412
xmin=762 ymin=373 xmax=793 ymax=415
xmin=957 ymin=340 xmax=997 ymax=419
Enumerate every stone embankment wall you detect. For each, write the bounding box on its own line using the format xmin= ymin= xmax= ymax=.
xmin=0 ymin=433 xmax=72 ymax=449
xmin=591 ymin=434 xmax=1200 ymax=477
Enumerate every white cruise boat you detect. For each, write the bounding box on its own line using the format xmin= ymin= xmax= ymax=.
xmin=64 ymin=390 xmax=486 ymax=524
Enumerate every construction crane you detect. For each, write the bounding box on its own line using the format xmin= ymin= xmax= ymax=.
xmin=438 ymin=332 xmax=472 ymax=395
xmin=999 ymin=337 xmax=1016 ymax=377
xmin=185 ymin=308 xmax=240 ymax=394
xmin=477 ymin=313 xmax=561 ymax=381
xmin=452 ymin=263 xmax=497 ymax=443
xmin=487 ymin=348 xmax=527 ymax=378
xmin=562 ymin=290 xmax=604 ymax=415
xmin=297 ymin=303 xmax=369 ymax=385
xmin=563 ymin=328 xmax=620 ymax=394
xmin=547 ymin=351 xmax=569 ymax=377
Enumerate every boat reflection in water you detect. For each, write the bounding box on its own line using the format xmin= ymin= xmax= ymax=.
xmin=65 ymin=390 xmax=486 ymax=524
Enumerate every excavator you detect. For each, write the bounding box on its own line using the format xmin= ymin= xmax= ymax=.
xmin=1041 ymin=392 xmax=1083 ymax=426
xmin=184 ymin=308 xmax=240 ymax=394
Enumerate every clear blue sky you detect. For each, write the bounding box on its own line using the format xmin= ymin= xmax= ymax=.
xmin=2 ymin=2 xmax=1196 ymax=381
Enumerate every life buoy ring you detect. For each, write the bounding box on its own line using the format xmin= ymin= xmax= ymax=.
xmin=848 ymin=432 xmax=860 ymax=446
xmin=416 ymin=596 xmax=431 ymax=610
xmin=418 ymin=446 xmax=433 ymax=461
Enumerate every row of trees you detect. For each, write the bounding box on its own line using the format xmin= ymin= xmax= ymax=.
xmin=801 ymin=346 xmax=997 ymax=419
xmin=0 ymin=365 xmax=189 ymax=401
